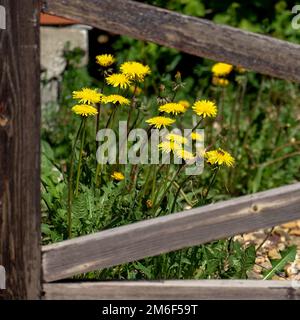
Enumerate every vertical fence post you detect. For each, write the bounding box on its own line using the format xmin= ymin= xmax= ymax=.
xmin=0 ymin=0 xmax=41 ymax=299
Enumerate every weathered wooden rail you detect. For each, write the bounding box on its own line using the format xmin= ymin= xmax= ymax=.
xmin=0 ymin=0 xmax=300 ymax=299
xmin=43 ymin=280 xmax=300 ymax=300
xmin=42 ymin=0 xmax=300 ymax=82
xmin=0 ymin=0 xmax=41 ymax=300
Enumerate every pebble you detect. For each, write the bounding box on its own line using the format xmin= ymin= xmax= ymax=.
xmin=272 ymin=275 xmax=286 ymax=280
xmin=268 ymin=248 xmax=281 ymax=260
xmin=290 ymin=229 xmax=300 ymax=236
xmin=239 ymin=220 xmax=300 ymax=280
xmin=281 ymin=221 xmax=299 ymax=229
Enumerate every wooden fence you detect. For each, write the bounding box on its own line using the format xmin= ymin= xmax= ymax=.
xmin=0 ymin=0 xmax=300 ymax=300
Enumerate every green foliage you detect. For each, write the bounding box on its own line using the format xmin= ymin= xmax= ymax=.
xmin=263 ymin=246 xmax=297 ymax=279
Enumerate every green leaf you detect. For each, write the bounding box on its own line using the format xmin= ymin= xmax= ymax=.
xmin=181 ymin=258 xmax=191 ymax=265
xmin=41 ymin=223 xmax=52 ymax=235
xmin=263 ymin=246 xmax=297 ymax=280
xmin=41 ymin=140 xmax=55 ymax=161
xmin=133 ymin=261 xmax=153 ymax=279
xmin=251 ymin=166 xmax=264 ymax=193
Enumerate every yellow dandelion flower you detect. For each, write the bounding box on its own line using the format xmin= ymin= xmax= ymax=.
xmin=211 ymin=62 xmax=233 ymax=77
xmin=146 ymin=199 xmax=153 ymax=208
xmin=96 ymin=54 xmax=115 ymax=67
xmin=159 ymin=103 xmax=186 ymax=115
xmin=71 ymin=104 xmax=98 ymax=117
xmin=192 ymin=100 xmax=217 ymax=118
xmin=129 ymin=85 xmax=142 ymax=95
xmin=145 ymin=116 xmax=175 ymax=129
xmin=102 ymin=94 xmax=130 ymax=105
xmin=212 ymin=76 xmax=229 ymax=87
xmin=205 ymin=148 xmax=235 ymax=167
xmin=166 ymin=133 xmax=188 ymax=144
xmin=72 ymin=88 xmax=102 ymax=105
xmin=111 ymin=171 xmax=125 ymax=181
xmin=120 ymin=61 xmax=151 ymax=81
xmin=178 ymin=100 xmax=190 ymax=109
xmin=174 ymin=148 xmax=195 ymax=161
xmin=158 ymin=140 xmax=181 ymax=154
xmin=236 ymin=66 xmax=246 ymax=73
xmin=191 ymin=132 xmax=203 ymax=141
xmin=106 ymin=73 xmax=131 ymax=89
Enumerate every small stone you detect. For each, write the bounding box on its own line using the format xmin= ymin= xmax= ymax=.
xmin=290 ymin=229 xmax=300 ymax=236
xmin=280 ymin=236 xmax=287 ymax=242
xmin=247 ymin=270 xmax=263 ymax=279
xmin=255 ymin=256 xmax=265 ymax=264
xmin=243 ymin=234 xmax=256 ymax=242
xmin=260 ymin=259 xmax=272 ymax=269
xmin=234 ymin=235 xmax=243 ymax=242
xmin=272 ymin=275 xmax=285 ymax=280
xmin=253 ymin=265 xmax=262 ymax=274
xmin=286 ymin=265 xmax=298 ymax=276
xmin=268 ymin=248 xmax=281 ymax=260
xmin=281 ymin=221 xmax=299 ymax=229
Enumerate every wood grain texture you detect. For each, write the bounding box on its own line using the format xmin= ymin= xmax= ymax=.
xmin=42 ymin=0 xmax=300 ymax=82
xmin=0 ymin=0 xmax=41 ymax=299
xmin=43 ymin=183 xmax=300 ymax=282
xmin=43 ymin=280 xmax=300 ymax=300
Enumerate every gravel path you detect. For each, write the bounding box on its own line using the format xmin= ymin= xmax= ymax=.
xmin=236 ymin=220 xmax=300 ymax=280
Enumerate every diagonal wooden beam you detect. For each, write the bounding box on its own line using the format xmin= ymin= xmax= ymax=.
xmin=42 ymin=183 xmax=300 ymax=282
xmin=41 ymin=0 xmax=300 ymax=82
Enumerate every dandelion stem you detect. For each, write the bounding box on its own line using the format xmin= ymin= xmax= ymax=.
xmin=203 ymin=166 xmax=219 ymax=200
xmin=129 ymin=108 xmax=140 ymax=133
xmin=67 ymin=118 xmax=84 ymax=239
xmin=96 ymin=105 xmax=118 ymax=187
xmin=110 ymin=105 xmax=119 ymax=130
xmin=128 ymin=164 xmax=139 ymax=192
xmin=170 ymin=175 xmax=193 ymax=213
xmin=151 ymin=165 xmax=158 ymax=202
xmin=138 ymin=165 xmax=153 ymax=202
xmin=95 ymin=163 xmax=102 ymax=188
xmin=75 ymin=118 xmax=86 ymax=196
xmin=153 ymin=165 xmax=184 ymax=213
xmin=171 ymin=89 xmax=177 ymax=102
xmin=172 ymin=180 xmax=193 ymax=207
xmin=105 ymin=104 xmax=117 ymax=129
xmin=127 ymin=82 xmax=137 ymax=135
xmin=96 ymin=78 xmax=105 ymax=144
xmin=96 ymin=103 xmax=101 ymax=138
xmin=191 ymin=117 xmax=203 ymax=132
